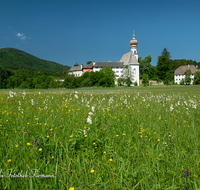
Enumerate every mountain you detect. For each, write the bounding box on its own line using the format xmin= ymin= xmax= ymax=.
xmin=0 ymin=48 xmax=70 ymax=73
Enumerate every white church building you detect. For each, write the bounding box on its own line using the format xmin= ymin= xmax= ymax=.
xmin=69 ymin=32 xmax=140 ymax=86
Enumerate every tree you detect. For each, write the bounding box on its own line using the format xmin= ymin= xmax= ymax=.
xmin=184 ymin=69 xmax=192 ymax=85
xmin=63 ymin=74 xmax=78 ymax=88
xmin=117 ymin=77 xmax=124 ymax=86
xmin=99 ymin=66 xmax=115 ymax=87
xmin=194 ymin=71 xmax=200 ymax=84
xmin=142 ymin=74 xmax=149 ymax=86
xmin=156 ymin=55 xmax=170 ymax=81
xmin=161 ymin=47 xmax=171 ymax=59
xmin=138 ymin=55 xmax=152 ymax=77
xmin=164 ymin=71 xmax=174 ymax=85
xmin=148 ymin=66 xmax=157 ymax=80
xmin=122 ymin=65 xmax=135 ymax=87
xmin=89 ymin=71 xmax=101 ymax=86
xmin=87 ymin=61 xmax=92 ymax=65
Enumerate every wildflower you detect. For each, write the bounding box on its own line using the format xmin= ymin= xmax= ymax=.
xmin=90 ymin=169 xmax=94 ymax=173
xmin=15 ymin=145 xmax=18 ymax=148
xmin=170 ymin=104 xmax=174 ymax=111
xmin=103 ymin=151 xmax=106 ymax=154
xmin=109 ymin=158 xmax=113 ymax=162
xmin=7 ymin=159 xmax=11 ymax=162
xmin=33 ymin=138 xmax=38 ymax=146
xmin=39 ymin=148 xmax=42 ymax=151
xmin=87 ymin=116 xmax=92 ymax=124
xmin=84 ymin=135 xmax=87 ymax=137
xmin=70 ymin=135 xmax=73 ymax=138
xmin=74 ymin=94 xmax=78 ymax=99
xmin=27 ymin=132 xmax=31 ymax=137
xmin=93 ymin=142 xmax=96 ymax=145
xmin=183 ymin=169 xmax=190 ymax=180
xmin=123 ymin=133 xmax=126 ymax=136
xmin=47 ymin=135 xmax=49 ymax=138
xmin=157 ymin=139 xmax=160 ymax=142
xmin=108 ymin=123 xmax=110 ymax=128
xmin=69 ymin=187 xmax=75 ymax=190
xmin=169 ymin=135 xmax=171 ymax=137
xmin=116 ymin=134 xmax=119 ymax=137
xmin=27 ymin=142 xmax=31 ymax=145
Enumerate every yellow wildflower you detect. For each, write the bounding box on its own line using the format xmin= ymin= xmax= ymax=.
xmin=90 ymin=169 xmax=94 ymax=173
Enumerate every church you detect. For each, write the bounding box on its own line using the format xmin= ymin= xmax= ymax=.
xmin=69 ymin=32 xmax=140 ymax=86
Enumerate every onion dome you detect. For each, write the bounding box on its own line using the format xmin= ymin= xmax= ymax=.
xmin=130 ymin=34 xmax=138 ymax=47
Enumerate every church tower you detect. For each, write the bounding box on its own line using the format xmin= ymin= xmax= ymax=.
xmin=130 ymin=31 xmax=138 ymax=61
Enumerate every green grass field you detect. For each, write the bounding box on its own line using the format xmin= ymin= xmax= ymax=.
xmin=0 ymin=86 xmax=200 ymax=189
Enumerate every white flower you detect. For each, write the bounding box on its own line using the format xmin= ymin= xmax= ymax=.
xmin=84 ymin=129 xmax=88 ymax=135
xmin=91 ymin=106 xmax=95 ymax=112
xmin=75 ymin=94 xmax=78 ymax=99
xmin=18 ymin=101 xmax=21 ymax=105
xmin=87 ymin=116 xmax=92 ymax=124
xmin=88 ymin=112 xmax=93 ymax=116
xmin=170 ymin=104 xmax=174 ymax=111
xmin=192 ymin=104 xmax=197 ymax=109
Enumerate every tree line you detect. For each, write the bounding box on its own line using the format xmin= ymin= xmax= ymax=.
xmin=138 ymin=48 xmax=200 ymax=85
xmin=0 ymin=68 xmax=68 ymax=89
xmin=1 ymin=48 xmax=200 ymax=89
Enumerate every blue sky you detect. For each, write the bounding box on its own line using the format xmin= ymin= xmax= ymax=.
xmin=1 ymin=0 xmax=200 ymax=67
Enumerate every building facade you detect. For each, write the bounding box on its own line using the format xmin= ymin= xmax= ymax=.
xmin=174 ymin=65 xmax=199 ymax=84
xmin=69 ymin=32 xmax=140 ymax=86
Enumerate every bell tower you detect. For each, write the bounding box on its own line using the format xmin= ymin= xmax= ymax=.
xmin=129 ymin=31 xmax=138 ymax=61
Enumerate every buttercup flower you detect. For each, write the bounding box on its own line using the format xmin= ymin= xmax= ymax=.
xmin=90 ymin=169 xmax=94 ymax=173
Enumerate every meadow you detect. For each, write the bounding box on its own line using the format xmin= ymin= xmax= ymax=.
xmin=0 ymin=86 xmax=200 ymax=189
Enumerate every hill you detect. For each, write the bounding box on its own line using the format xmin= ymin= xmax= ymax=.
xmin=0 ymin=48 xmax=70 ymax=73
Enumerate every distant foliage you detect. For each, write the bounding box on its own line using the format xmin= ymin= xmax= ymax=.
xmin=139 ymin=48 xmax=200 ymax=85
xmin=63 ymin=66 xmax=115 ymax=89
xmin=194 ymin=71 xmax=200 ymax=85
xmin=0 ymin=68 xmax=67 ymax=89
xmin=0 ymin=48 xmax=70 ymax=73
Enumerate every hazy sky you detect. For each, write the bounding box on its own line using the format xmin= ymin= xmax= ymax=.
xmin=1 ymin=0 xmax=200 ymax=67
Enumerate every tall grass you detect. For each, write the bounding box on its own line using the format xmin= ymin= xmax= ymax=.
xmin=0 ymin=87 xmax=200 ymax=189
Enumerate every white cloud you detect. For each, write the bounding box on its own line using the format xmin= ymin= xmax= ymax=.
xmin=16 ymin=33 xmax=27 ymax=41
